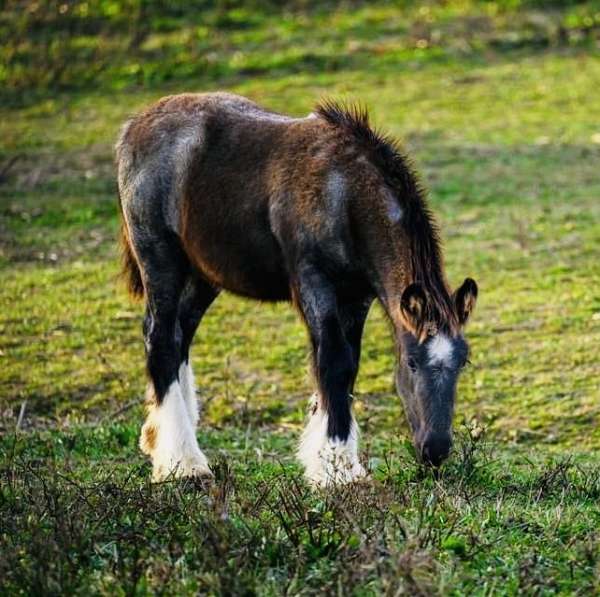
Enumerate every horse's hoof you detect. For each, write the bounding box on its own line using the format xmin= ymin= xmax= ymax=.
xmin=306 ymin=462 xmax=368 ymax=488
xmin=151 ymin=457 xmax=213 ymax=483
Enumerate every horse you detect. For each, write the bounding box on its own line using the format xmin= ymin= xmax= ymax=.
xmin=115 ymin=92 xmax=478 ymax=486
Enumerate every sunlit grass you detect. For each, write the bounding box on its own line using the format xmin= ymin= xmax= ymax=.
xmin=1 ymin=1 xmax=600 ymax=593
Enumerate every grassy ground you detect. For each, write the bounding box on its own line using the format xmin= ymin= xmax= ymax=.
xmin=1 ymin=1 xmax=600 ymax=594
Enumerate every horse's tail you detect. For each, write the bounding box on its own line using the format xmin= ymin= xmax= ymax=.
xmin=118 ymin=195 xmax=145 ymax=300
xmin=119 ymin=223 xmax=144 ymax=300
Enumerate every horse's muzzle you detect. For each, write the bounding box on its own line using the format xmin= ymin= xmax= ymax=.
xmin=420 ymin=433 xmax=452 ymax=467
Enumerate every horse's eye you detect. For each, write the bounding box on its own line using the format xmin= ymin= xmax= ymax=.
xmin=407 ymin=357 xmax=417 ymax=372
xmin=459 ymin=357 xmax=471 ymax=370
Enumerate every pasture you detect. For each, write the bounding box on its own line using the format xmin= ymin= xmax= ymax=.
xmin=1 ymin=1 xmax=600 ymax=593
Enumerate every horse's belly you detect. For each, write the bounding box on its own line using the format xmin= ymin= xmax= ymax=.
xmin=201 ymin=255 xmax=290 ymax=301
xmin=183 ymin=220 xmax=291 ymax=301
xmin=181 ymin=134 xmax=292 ymax=300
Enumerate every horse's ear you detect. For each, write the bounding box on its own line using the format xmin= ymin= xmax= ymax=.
xmin=400 ymin=283 xmax=428 ymax=336
xmin=454 ymin=278 xmax=478 ymax=325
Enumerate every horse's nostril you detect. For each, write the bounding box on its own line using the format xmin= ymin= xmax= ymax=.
xmin=421 ymin=434 xmax=451 ymax=467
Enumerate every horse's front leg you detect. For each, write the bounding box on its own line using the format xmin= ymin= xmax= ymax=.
xmin=294 ymin=265 xmax=366 ymax=487
xmin=338 ymin=297 xmax=373 ymax=394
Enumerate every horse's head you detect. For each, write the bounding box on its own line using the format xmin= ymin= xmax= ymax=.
xmin=395 ymin=278 xmax=478 ymax=467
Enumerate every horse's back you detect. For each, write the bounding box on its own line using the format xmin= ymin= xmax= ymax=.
xmin=116 ymin=92 xmax=301 ymax=166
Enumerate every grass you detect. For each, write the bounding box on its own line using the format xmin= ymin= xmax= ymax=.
xmin=1 ymin=0 xmax=600 ymax=593
xmin=3 ymin=428 xmax=600 ymax=594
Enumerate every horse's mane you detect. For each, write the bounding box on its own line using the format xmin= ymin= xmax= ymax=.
xmin=315 ymin=100 xmax=458 ymax=332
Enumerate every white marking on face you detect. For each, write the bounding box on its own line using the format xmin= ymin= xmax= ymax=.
xmin=297 ymin=393 xmax=366 ymax=487
xmin=427 ymin=334 xmax=454 ymax=366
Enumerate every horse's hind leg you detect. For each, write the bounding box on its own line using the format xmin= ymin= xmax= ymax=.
xmin=177 ymin=275 xmax=219 ymax=430
xmin=136 ymin=241 xmax=213 ymax=482
xmin=294 ymin=265 xmax=367 ymax=486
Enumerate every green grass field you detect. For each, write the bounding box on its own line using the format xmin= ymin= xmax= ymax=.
xmin=2 ymin=1 xmax=600 ymax=593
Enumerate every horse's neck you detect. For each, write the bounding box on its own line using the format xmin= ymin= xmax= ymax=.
xmin=360 ymin=222 xmax=412 ymax=330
